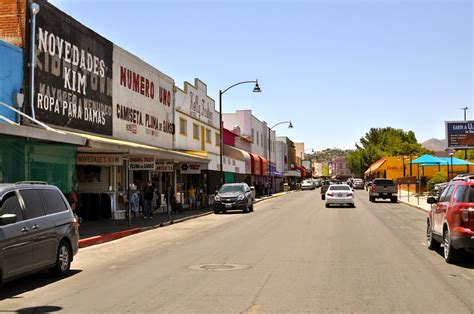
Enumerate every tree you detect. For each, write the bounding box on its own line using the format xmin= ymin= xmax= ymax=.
xmin=347 ymin=127 xmax=430 ymax=177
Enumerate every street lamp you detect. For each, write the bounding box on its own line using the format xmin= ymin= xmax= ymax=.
xmin=268 ymin=121 xmax=293 ymax=193
xmin=219 ymin=80 xmax=261 ymax=186
xmin=30 ymin=2 xmax=40 ymax=120
xmin=449 ymin=149 xmax=456 ymax=180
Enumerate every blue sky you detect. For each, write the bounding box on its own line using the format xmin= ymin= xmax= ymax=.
xmin=50 ymin=0 xmax=472 ymax=151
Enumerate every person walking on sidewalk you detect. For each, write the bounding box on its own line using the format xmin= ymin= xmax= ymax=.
xmin=188 ymin=185 xmax=196 ymax=210
xmin=131 ymin=190 xmax=140 ymax=218
xmin=143 ymin=181 xmax=154 ymax=219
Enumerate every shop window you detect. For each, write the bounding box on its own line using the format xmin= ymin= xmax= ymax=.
xmin=193 ymin=124 xmax=200 ymax=140
xmin=232 ymin=160 xmax=236 ymax=166
xmin=206 ymin=129 xmax=212 ymax=144
xmin=179 ymin=118 xmax=187 ymax=136
xmin=257 ymin=131 xmax=259 ymax=145
xmin=216 ymin=133 xmax=220 ymax=146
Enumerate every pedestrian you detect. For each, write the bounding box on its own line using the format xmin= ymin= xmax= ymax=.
xmin=167 ymin=185 xmax=177 ymax=213
xmin=152 ymin=185 xmax=160 ymax=212
xmin=131 ymin=190 xmax=140 ymax=218
xmin=187 ymin=185 xmax=196 ymax=210
xmin=143 ymin=181 xmax=154 ymax=219
xmin=69 ymin=190 xmax=78 ymax=213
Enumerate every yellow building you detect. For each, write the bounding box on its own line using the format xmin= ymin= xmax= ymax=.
xmin=365 ymin=156 xmax=472 ymax=182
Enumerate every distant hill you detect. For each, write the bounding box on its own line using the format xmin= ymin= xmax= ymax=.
xmin=422 ymin=138 xmax=447 ymax=152
xmin=309 ymin=148 xmax=353 ymax=162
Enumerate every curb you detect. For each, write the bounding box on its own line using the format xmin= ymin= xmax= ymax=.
xmin=398 ymin=199 xmax=430 ymax=213
xmin=78 ymin=191 xmax=294 ymax=248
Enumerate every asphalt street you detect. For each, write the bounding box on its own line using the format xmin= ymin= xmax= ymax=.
xmin=1 ymin=190 xmax=473 ymax=313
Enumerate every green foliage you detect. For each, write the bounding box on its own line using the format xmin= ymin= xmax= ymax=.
xmin=427 ymin=172 xmax=448 ymax=191
xmin=454 ymin=149 xmax=474 ymax=159
xmin=347 ymin=127 xmax=430 ymax=177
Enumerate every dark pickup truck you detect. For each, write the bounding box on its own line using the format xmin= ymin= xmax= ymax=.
xmin=369 ymin=178 xmax=398 ymax=203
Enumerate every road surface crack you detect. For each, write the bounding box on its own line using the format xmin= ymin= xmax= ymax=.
xmin=241 ymin=272 xmax=273 ymax=313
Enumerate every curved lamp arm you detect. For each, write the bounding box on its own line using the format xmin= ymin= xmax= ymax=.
xmin=270 ymin=121 xmax=292 ymax=130
xmin=221 ymin=80 xmax=259 ymax=95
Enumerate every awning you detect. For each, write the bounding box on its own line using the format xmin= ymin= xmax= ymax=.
xmin=283 ymin=170 xmax=301 ymax=177
xmin=249 ymin=153 xmax=262 ymax=176
xmin=69 ymin=130 xmax=210 ymax=163
xmin=259 ymin=156 xmax=268 ymax=177
xmin=224 ymin=145 xmax=252 ymax=174
xmin=0 ymin=122 xmax=86 ymax=146
xmin=437 ymin=157 xmax=473 ymax=166
xmin=408 ymin=154 xmax=445 ymax=165
xmin=365 ymin=158 xmax=386 ymax=174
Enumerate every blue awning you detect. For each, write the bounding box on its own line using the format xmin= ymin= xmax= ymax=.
xmin=438 ymin=157 xmax=473 ymax=166
xmin=408 ymin=154 xmax=445 ymax=165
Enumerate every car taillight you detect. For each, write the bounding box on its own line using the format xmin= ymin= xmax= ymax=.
xmin=461 ymin=207 xmax=474 ymax=222
xmin=372 ymin=185 xmax=376 ymax=192
xmin=395 ymin=185 xmax=398 ymax=193
xmin=347 ymin=192 xmax=353 ymax=197
xmin=327 ymin=193 xmax=334 ymax=197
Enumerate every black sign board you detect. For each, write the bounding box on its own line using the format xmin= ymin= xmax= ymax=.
xmin=30 ymin=0 xmax=113 ymax=135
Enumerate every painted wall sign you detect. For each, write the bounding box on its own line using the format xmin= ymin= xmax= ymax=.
xmin=113 ymin=45 xmax=175 ymax=148
xmin=154 ymin=161 xmax=174 ymax=172
xmin=175 ymin=79 xmax=218 ymax=129
xmin=180 ymin=163 xmax=202 ymax=174
xmin=129 ymin=156 xmax=155 ymax=170
xmin=77 ymin=153 xmax=122 ymax=166
xmin=446 ymin=121 xmax=474 ymax=148
xmin=32 ymin=0 xmax=113 ymax=135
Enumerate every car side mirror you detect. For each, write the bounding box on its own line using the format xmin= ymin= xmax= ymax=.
xmin=427 ymin=196 xmax=438 ymax=204
xmin=0 ymin=213 xmax=17 ymax=226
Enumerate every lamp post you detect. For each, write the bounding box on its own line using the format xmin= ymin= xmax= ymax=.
xmin=29 ymin=2 xmax=40 ymax=120
xmin=449 ymin=149 xmax=456 ymax=180
xmin=219 ymin=80 xmax=261 ymax=186
xmin=461 ymin=107 xmax=469 ymax=159
xmin=397 ymin=155 xmax=406 ymax=178
xmin=268 ymin=121 xmax=293 ymax=194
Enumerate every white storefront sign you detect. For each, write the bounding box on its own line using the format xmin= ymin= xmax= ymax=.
xmin=175 ymin=79 xmax=218 ymax=129
xmin=113 ymin=45 xmax=175 ymax=148
xmin=77 ymin=154 xmax=123 ymax=166
xmin=180 ymin=163 xmax=202 ymax=174
xmin=155 ymin=161 xmax=174 ymax=172
xmin=129 ymin=156 xmax=155 ymax=170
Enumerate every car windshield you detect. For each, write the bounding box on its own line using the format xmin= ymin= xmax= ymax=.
xmin=328 ymin=185 xmax=351 ymax=191
xmin=219 ymin=185 xmax=244 ymax=193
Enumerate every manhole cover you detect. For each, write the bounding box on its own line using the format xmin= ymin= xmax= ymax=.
xmin=188 ymin=264 xmax=251 ymax=271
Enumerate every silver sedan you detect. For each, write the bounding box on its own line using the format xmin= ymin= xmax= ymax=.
xmin=325 ymin=184 xmax=355 ymax=208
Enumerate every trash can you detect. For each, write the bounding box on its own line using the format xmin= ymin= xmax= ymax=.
xmin=283 ymin=183 xmax=290 ymax=192
xmin=250 ymin=186 xmax=256 ymax=200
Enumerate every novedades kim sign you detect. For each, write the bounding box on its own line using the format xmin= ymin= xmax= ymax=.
xmin=77 ymin=153 xmax=122 ymax=166
xmin=32 ymin=0 xmax=113 ymax=135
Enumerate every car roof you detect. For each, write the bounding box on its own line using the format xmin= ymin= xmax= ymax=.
xmin=222 ymin=183 xmax=247 ymax=186
xmin=0 ymin=183 xmax=59 ymax=195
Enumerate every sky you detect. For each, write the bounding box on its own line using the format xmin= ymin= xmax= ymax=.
xmin=50 ymin=0 xmax=473 ymax=151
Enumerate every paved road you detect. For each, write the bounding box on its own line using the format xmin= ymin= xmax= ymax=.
xmin=1 ymin=190 xmax=473 ymax=313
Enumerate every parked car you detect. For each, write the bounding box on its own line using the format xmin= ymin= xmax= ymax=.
xmin=352 ymin=179 xmax=365 ymax=189
xmin=301 ymin=180 xmax=315 ymax=190
xmin=426 ymin=175 xmax=474 ymax=263
xmin=214 ymin=183 xmax=254 ymax=214
xmin=0 ymin=182 xmax=79 ymax=285
xmin=325 ymin=184 xmax=355 ymax=208
xmin=369 ymin=178 xmax=398 ymax=203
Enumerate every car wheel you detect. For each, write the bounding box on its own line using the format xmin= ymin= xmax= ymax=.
xmin=325 ymin=203 xmax=329 ymax=208
xmin=322 ymin=195 xmax=325 ymax=200
xmin=243 ymin=204 xmax=250 ymax=213
xmin=214 ymin=209 xmax=220 ymax=214
xmin=51 ymin=240 xmax=72 ymax=276
xmin=391 ymin=197 xmax=398 ymax=203
xmin=443 ymin=227 xmax=458 ymax=264
xmin=426 ymin=221 xmax=440 ymax=250
xmin=249 ymin=205 xmax=254 ymax=212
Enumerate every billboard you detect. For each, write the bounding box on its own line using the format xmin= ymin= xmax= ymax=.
xmin=113 ymin=45 xmax=175 ymax=148
xmin=32 ymin=0 xmax=113 ymax=135
xmin=445 ymin=121 xmax=474 ymax=148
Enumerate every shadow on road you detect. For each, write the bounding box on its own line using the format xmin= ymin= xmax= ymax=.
xmin=0 ymin=270 xmax=82 ymax=301
xmin=433 ymin=248 xmax=474 ymax=269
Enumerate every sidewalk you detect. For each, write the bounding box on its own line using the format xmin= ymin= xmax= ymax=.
xmin=78 ymin=190 xmax=292 ymax=248
xmin=397 ymin=189 xmax=431 ymax=212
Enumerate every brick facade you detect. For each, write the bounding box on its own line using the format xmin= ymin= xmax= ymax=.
xmin=0 ymin=0 xmax=26 ymax=47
